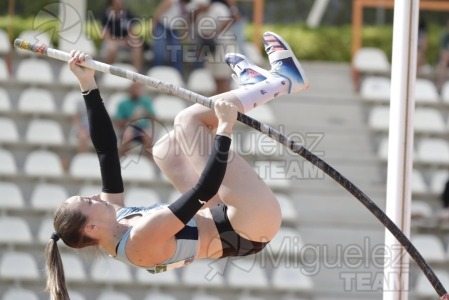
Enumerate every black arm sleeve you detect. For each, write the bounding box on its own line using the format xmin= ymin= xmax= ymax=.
xmin=168 ymin=135 xmax=231 ymax=224
xmin=83 ymin=89 xmax=124 ymax=193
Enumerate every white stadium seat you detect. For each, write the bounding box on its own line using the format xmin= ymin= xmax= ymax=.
xmin=414 ymin=78 xmax=439 ymax=103
xmin=0 ymin=117 xmax=19 ymax=143
xmin=415 ymin=270 xmax=449 ymax=298
xmin=147 ymin=66 xmax=185 ymax=88
xmin=377 ymin=137 xmax=388 ymax=161
xmin=0 ymin=149 xmax=17 ymax=175
xmin=97 ymin=291 xmax=132 ymax=300
xmin=62 ymin=90 xmax=85 ymax=116
xmin=120 ymin=155 xmax=157 ymax=181
xmin=68 ymin=291 xmax=86 ymax=300
xmin=0 ymin=29 xmax=11 ymax=55
xmin=360 ymin=76 xmax=391 ymax=103
xmin=60 ymin=253 xmax=87 ymax=282
xmin=411 ymin=169 xmax=428 ymax=194
xmin=59 ymin=32 xmax=97 ymax=57
xmin=37 ymin=217 xmax=55 ymax=244
xmin=226 ymin=259 xmax=268 ymax=289
xmin=2 ymin=288 xmax=39 ymax=300
xmin=416 ymin=138 xmax=449 ymax=164
xmin=153 ymin=95 xmax=187 ymax=122
xmin=69 ymin=152 xmax=101 ymax=179
xmin=78 ymin=184 xmax=101 ymax=197
xmin=125 ymin=187 xmax=161 ymax=207
xmin=31 ymin=183 xmax=68 ymax=210
xmin=367 ymin=107 xmax=447 ymax=135
xmin=90 ymin=257 xmax=133 ymax=283
xmin=136 ymin=266 xmax=178 ymax=285
xmin=0 ymin=182 xmax=25 ymax=210
xmin=442 ymin=81 xmax=449 ymax=104
xmin=24 ymin=150 xmax=63 ymax=177
xmin=352 ymin=47 xmax=390 ymax=74
xmin=411 ymin=234 xmax=446 ymax=263
xmin=181 ymin=259 xmax=225 ymax=288
xmin=187 ymin=68 xmax=216 ymax=95
xmin=271 ymin=264 xmax=314 ymax=292
xmin=430 ymin=170 xmax=449 ymax=194
xmin=268 ymin=227 xmax=303 ymax=257
xmin=0 ymin=58 xmax=9 ymax=81
xmin=0 ymin=87 xmax=12 ymax=111
xmin=368 ymin=106 xmax=389 ymax=131
xmin=144 ymin=292 xmax=178 ymax=300
xmin=191 ymin=294 xmax=222 ymax=300
xmin=59 ymin=64 xmax=81 ymax=87
xmin=0 ymin=216 xmax=33 ymax=245
xmin=0 ymin=251 xmax=40 ymax=280
xmin=411 ymin=201 xmax=433 ymax=219
xmin=16 ymin=58 xmax=54 ymax=84
xmin=25 ymin=119 xmax=65 ymax=145
xmin=414 ymin=108 xmax=445 ymax=134
xmin=18 ymin=87 xmax=56 ymax=113
xmin=275 ymin=193 xmax=298 ymax=224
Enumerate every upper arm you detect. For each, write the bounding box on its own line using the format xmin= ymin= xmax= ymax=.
xmin=133 ymin=207 xmax=184 ymax=243
xmin=126 ymin=208 xmax=185 ymax=264
xmin=101 ymin=192 xmax=125 ymax=206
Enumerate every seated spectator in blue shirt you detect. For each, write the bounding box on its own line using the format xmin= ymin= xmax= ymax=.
xmin=114 ymin=82 xmax=157 ymax=162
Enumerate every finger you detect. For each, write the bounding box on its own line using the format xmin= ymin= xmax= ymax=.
xmin=79 ymin=52 xmax=86 ymax=62
xmin=70 ymin=49 xmax=76 ymax=57
xmin=68 ymin=56 xmax=77 ymax=69
xmin=74 ymin=50 xmax=82 ymax=62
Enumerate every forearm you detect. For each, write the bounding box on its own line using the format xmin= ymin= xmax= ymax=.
xmin=83 ymin=89 xmax=124 ymax=193
xmin=79 ymin=76 xmax=97 ymax=93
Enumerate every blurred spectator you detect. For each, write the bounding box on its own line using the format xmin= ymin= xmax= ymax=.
xmin=213 ymin=0 xmax=248 ymax=56
xmin=436 ymin=20 xmax=449 ymax=93
xmin=189 ymin=0 xmax=237 ymax=94
xmin=152 ymin=0 xmax=191 ymax=73
xmin=72 ymin=101 xmax=90 ymax=154
xmin=417 ymin=18 xmax=431 ymax=76
xmin=101 ymin=0 xmax=143 ymax=72
xmin=114 ymin=83 xmax=157 ymax=162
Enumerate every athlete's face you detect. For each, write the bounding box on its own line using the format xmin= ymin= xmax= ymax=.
xmin=65 ymin=195 xmax=116 ymax=228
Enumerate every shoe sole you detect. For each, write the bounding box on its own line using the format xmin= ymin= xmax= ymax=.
xmin=263 ymin=31 xmax=310 ymax=92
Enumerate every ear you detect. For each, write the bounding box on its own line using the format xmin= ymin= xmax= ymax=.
xmin=83 ymin=224 xmax=97 ymax=237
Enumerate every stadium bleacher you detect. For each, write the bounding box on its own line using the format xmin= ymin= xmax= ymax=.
xmin=2 ymin=29 xmax=449 ymax=300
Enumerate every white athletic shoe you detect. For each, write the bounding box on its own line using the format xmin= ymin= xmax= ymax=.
xmin=262 ymin=31 xmax=310 ymax=94
xmin=224 ymin=53 xmax=271 ymax=87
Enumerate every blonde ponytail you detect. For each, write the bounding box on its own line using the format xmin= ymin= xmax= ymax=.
xmin=45 ymin=234 xmax=69 ymax=300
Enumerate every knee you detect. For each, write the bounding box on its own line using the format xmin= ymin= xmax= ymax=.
xmin=174 ymin=106 xmax=196 ymax=128
xmin=152 ymin=131 xmax=175 ymax=163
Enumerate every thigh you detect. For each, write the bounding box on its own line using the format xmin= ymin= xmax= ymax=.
xmin=218 ymin=151 xmax=281 ymax=242
xmin=153 ymin=130 xmax=223 ymax=207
